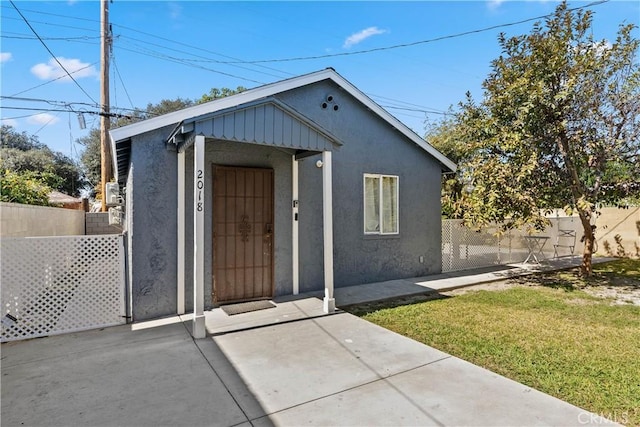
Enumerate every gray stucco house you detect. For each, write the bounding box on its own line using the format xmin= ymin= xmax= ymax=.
xmin=110 ymin=68 xmax=455 ymax=336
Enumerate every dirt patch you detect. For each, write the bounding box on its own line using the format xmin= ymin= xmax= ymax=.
xmin=444 ymin=281 xmax=518 ymax=296
xmin=584 ymin=286 xmax=640 ymax=306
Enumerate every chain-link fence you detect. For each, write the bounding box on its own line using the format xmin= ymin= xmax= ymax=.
xmin=442 ymin=217 xmax=584 ymax=272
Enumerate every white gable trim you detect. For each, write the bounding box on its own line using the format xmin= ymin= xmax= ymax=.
xmin=109 ymin=68 xmax=456 ymax=173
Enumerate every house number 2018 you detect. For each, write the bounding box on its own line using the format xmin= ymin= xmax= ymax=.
xmin=196 ymin=170 xmax=204 ymax=212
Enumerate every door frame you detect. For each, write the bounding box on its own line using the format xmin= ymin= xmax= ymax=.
xmin=212 ymin=164 xmax=275 ymax=304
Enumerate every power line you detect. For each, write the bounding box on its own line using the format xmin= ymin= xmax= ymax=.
xmin=1 ymin=33 xmax=101 ymax=41
xmin=9 ymin=1 xmax=98 ymax=105
xmin=115 ymin=34 xmax=288 ymax=80
xmin=1 ymin=4 xmax=293 ymax=80
xmin=1 ymin=112 xmax=47 ymax=120
xmin=1 ymin=95 xmax=98 ymax=110
xmin=381 ymin=105 xmax=449 ymax=115
xmin=2 ymin=106 xmax=87 ymax=113
xmin=2 ymin=95 xmax=155 ymax=117
xmin=111 ymin=55 xmax=135 ymax=109
xmin=2 ymin=15 xmax=99 ymax=35
xmin=1 ymin=105 xmax=131 ymax=119
xmin=217 ymin=0 xmax=610 ymax=64
xmin=33 ymin=111 xmax=61 ymax=136
xmin=0 ymin=4 xmax=100 ymax=24
xmin=368 ymin=93 xmax=447 ymax=113
xmin=113 ymin=42 xmax=265 ymax=85
xmin=9 ymin=62 xmax=99 ymax=98
xmin=109 ymin=22 xmax=294 ymax=78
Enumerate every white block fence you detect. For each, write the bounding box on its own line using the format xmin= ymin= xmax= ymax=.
xmin=1 ymin=235 xmax=126 ymax=342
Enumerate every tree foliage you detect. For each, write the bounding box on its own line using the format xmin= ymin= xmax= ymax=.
xmin=0 ymin=169 xmax=51 ymax=206
xmin=198 ymin=86 xmax=247 ymax=103
xmin=428 ymin=2 xmax=640 ymax=276
xmin=78 ymin=87 xmax=246 ymax=192
xmin=0 ymin=125 xmax=84 ymax=197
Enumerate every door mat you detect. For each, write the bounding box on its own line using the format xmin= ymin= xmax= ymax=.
xmin=221 ymin=300 xmax=276 ymax=316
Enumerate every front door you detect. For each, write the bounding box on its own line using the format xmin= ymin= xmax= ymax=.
xmin=213 ymin=166 xmax=274 ymax=303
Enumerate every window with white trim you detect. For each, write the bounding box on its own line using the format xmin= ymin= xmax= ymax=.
xmin=364 ymin=174 xmax=399 ymax=235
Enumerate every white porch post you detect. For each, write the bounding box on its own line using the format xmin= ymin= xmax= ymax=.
xmin=192 ymin=135 xmax=206 ymax=338
xmin=177 ymin=150 xmax=185 ymax=315
xmin=292 ymin=156 xmax=299 ymax=295
xmin=322 ymin=151 xmax=335 ymax=313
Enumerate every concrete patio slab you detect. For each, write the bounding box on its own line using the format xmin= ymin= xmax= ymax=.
xmin=385 ymin=357 xmax=611 ymax=426
xmin=207 ymin=309 xmax=617 ymax=427
xmin=254 ymin=377 xmax=443 ymax=427
xmin=211 ymin=312 xmax=381 ymax=415
xmin=1 ymin=257 xmax=621 ymax=426
xmin=1 ymin=323 xmax=254 ymax=427
xmin=202 ymin=296 xmax=326 ymax=336
xmin=313 ymin=311 xmax=451 ymax=378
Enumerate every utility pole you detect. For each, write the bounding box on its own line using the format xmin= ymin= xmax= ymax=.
xmin=100 ymin=0 xmax=112 ymax=212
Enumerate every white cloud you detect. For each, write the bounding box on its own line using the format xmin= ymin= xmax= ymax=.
xmin=30 ymin=57 xmax=98 ymax=81
xmin=593 ymin=40 xmax=612 ymax=55
xmin=27 ymin=113 xmax=60 ymax=126
xmin=168 ymin=2 xmax=183 ymax=20
xmin=343 ymin=26 xmax=387 ymax=49
xmin=1 ymin=118 xmax=18 ymax=127
xmin=0 ymin=52 xmax=13 ymax=63
xmin=487 ymin=0 xmax=505 ymax=10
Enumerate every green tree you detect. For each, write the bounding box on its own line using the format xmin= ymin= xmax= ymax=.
xmin=430 ymin=2 xmax=640 ymax=276
xmin=78 ymin=88 xmax=246 ymax=192
xmin=198 ymin=86 xmax=246 ymax=103
xmin=0 ymin=169 xmax=51 ymax=206
xmin=0 ymin=125 xmax=84 ymax=197
xmin=425 ymin=116 xmax=470 ymax=219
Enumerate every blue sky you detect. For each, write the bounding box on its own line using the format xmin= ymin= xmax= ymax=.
xmin=1 ymin=0 xmax=638 ymax=159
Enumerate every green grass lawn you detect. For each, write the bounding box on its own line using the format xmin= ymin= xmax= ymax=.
xmin=352 ymin=259 xmax=640 ymax=426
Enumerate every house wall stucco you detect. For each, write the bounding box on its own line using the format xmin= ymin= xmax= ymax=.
xmin=275 ymin=80 xmax=443 ymax=291
xmin=127 ymin=126 xmax=178 ymax=320
xmin=125 ymin=79 xmax=444 ymax=321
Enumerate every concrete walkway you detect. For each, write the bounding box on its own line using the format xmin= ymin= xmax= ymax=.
xmin=329 ymin=256 xmax=616 ymax=306
xmin=1 ymin=257 xmax=618 ymax=426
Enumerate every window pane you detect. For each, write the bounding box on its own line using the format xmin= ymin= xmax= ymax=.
xmin=364 ymin=177 xmax=380 ymax=233
xmin=382 ymin=176 xmax=398 ymax=233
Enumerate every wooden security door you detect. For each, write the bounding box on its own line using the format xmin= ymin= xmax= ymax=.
xmin=213 ymin=166 xmax=274 ymax=303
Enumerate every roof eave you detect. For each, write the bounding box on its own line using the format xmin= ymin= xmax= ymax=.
xmin=108 ymin=67 xmax=457 ymax=173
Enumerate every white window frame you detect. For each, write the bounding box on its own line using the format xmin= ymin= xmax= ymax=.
xmin=363 ymin=173 xmax=399 ymax=235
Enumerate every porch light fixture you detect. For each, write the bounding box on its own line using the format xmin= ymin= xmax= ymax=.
xmin=316 ymin=160 xmax=324 ymax=168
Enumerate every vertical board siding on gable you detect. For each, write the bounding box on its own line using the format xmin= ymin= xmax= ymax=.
xmin=264 ymin=105 xmax=274 ymax=145
xmin=291 ymin=119 xmax=300 ymax=148
xmin=223 ymin=114 xmax=234 ymax=140
xmin=213 ymin=114 xmax=225 ymax=140
xmin=254 ymin=105 xmax=265 ymax=143
xmin=234 ymin=111 xmax=244 ymax=141
xmin=273 ymin=107 xmax=284 ymax=145
xmin=244 ymin=107 xmax=255 ymax=142
xmin=195 ymin=103 xmax=333 ymax=151
xmin=200 ymin=118 xmax=213 ymax=137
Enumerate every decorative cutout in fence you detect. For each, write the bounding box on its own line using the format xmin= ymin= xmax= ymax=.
xmin=1 ymin=235 xmax=125 ymax=342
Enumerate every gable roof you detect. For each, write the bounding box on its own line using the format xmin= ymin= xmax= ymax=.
xmin=110 ymin=68 xmax=456 ymax=180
